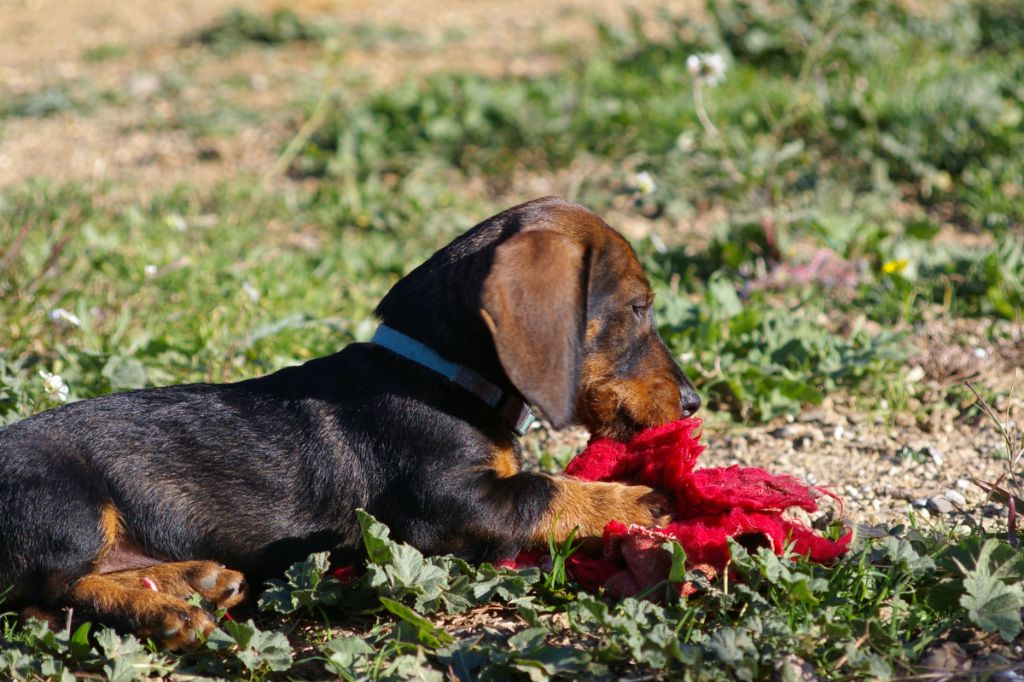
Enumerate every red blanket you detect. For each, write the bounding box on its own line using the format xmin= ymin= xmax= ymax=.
xmin=510 ymin=418 xmax=850 ymax=597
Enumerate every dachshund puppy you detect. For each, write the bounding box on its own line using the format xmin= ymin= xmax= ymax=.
xmin=0 ymin=196 xmax=700 ymax=648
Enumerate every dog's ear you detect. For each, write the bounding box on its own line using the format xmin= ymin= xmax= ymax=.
xmin=480 ymin=230 xmax=586 ymax=429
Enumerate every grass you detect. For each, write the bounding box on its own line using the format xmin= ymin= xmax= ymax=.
xmin=1 ymin=0 xmax=1023 ymax=678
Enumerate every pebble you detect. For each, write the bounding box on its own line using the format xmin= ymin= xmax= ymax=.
xmin=772 ymin=425 xmax=800 ymax=439
xmin=924 ymin=446 xmax=944 ymax=465
xmin=833 ymin=425 xmax=845 ymax=439
xmin=794 ymin=435 xmax=814 ymax=450
xmin=945 ymin=490 xmax=967 ymax=506
xmin=913 ymin=498 xmax=929 ymax=508
xmin=956 ymin=478 xmax=971 ymax=490
xmin=844 ymin=485 xmax=861 ymax=499
xmin=928 ymin=496 xmax=954 ymax=514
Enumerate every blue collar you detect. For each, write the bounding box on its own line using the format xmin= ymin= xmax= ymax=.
xmin=371 ymin=325 xmax=537 ymax=437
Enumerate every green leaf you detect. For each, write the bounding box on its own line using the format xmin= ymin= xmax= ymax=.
xmin=707 ymin=272 xmax=743 ymax=319
xmin=379 ymin=596 xmax=454 ymax=647
xmin=959 ymin=539 xmax=1024 ymax=641
xmin=95 ymin=628 xmax=171 ymax=681
xmin=662 ymin=539 xmax=688 ymax=583
xmin=101 ymin=356 xmax=147 ymax=390
xmin=68 ymin=621 xmax=93 ymax=660
xmin=322 ymin=637 xmax=375 ymax=680
xmin=358 ymin=508 xmax=396 ymax=565
xmin=259 ymin=550 xmax=343 ymax=614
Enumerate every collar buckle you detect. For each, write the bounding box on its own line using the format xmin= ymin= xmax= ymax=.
xmin=372 ymin=325 xmax=537 ymax=436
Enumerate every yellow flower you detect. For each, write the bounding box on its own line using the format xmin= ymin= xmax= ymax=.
xmin=881 ymin=259 xmax=908 ymax=275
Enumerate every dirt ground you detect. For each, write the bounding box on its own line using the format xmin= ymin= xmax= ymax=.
xmin=2 ymin=0 xmax=1021 ymax=534
xmin=0 ymin=0 xmax=698 ymax=188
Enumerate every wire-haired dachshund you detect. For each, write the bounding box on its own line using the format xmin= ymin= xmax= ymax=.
xmin=0 ymin=196 xmax=700 ymax=648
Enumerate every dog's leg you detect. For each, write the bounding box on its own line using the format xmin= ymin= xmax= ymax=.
xmin=485 ymin=445 xmax=668 ymax=545
xmin=433 ymin=457 xmax=668 ymax=558
xmin=66 ymin=573 xmax=218 ymax=650
xmin=527 ymin=476 xmax=669 ymax=545
xmin=100 ymin=561 xmax=246 ymax=609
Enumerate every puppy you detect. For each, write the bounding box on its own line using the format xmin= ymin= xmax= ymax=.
xmin=0 ymin=196 xmax=700 ymax=647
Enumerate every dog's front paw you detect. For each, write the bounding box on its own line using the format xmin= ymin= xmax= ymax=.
xmin=610 ymin=484 xmax=671 ymax=528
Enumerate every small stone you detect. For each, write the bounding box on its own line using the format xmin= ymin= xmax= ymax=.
xmin=844 ymin=485 xmax=861 ymax=499
xmin=772 ymin=425 xmax=800 ymax=439
xmin=913 ymin=498 xmax=929 ymax=508
xmin=833 ymin=425 xmax=845 ymax=439
xmin=794 ymin=435 xmax=814 ymax=450
xmin=928 ymin=496 xmax=954 ymax=514
xmin=924 ymin=446 xmax=944 ymax=465
xmin=775 ymin=654 xmax=819 ymax=681
xmin=944 ymin=490 xmax=966 ymax=506
xmin=798 ymin=409 xmax=826 ymax=423
xmin=920 ymin=641 xmax=966 ymax=673
xmin=129 ymin=73 xmax=160 ymax=99
xmin=956 ymin=478 xmax=971 ymax=490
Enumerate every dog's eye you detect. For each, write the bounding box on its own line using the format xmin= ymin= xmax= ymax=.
xmin=631 ymin=303 xmax=650 ymax=321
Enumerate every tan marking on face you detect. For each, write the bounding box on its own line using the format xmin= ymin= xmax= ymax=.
xmin=577 ymin=350 xmax=684 ymax=440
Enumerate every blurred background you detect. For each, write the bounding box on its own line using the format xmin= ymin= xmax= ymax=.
xmin=1 ymin=0 xmax=1022 ymax=526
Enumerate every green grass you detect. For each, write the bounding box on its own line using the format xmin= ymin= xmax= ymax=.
xmin=1 ymin=0 xmax=1023 ymax=678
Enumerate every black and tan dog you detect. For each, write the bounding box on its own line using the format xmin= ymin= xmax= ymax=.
xmin=0 ymin=197 xmax=700 ymax=648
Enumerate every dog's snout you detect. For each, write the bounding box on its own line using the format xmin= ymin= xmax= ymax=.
xmin=679 ymin=386 xmax=701 ymax=418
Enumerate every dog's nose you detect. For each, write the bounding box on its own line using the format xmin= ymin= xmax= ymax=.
xmin=680 ymin=387 xmax=701 ymax=418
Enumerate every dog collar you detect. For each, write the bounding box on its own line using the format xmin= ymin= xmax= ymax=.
xmin=371 ymin=325 xmax=537 ymax=437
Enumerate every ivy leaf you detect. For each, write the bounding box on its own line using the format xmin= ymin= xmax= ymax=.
xmin=708 ymin=627 xmax=758 ymax=682
xmin=958 ymin=539 xmax=1024 ymax=641
xmin=95 ymin=628 xmax=171 ymax=681
xmin=259 ymin=550 xmax=343 ymax=614
xmin=212 ymin=619 xmax=294 ymax=672
xmin=322 ymin=637 xmax=375 ymax=681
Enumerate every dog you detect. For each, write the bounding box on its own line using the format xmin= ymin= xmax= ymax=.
xmin=0 ymin=196 xmax=700 ymax=648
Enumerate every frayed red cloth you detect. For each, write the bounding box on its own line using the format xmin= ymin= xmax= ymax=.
xmin=514 ymin=418 xmax=850 ymax=597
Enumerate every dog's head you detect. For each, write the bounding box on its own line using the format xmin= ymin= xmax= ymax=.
xmin=478 ymin=198 xmax=700 ymax=440
xmin=376 ymin=196 xmax=699 ymax=441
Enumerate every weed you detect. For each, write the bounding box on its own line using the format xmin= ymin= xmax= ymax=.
xmin=192 ymin=9 xmax=329 ymax=53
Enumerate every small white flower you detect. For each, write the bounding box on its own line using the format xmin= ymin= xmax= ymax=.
xmin=166 ymin=214 xmax=188 ymax=232
xmin=48 ymin=308 xmax=82 ymax=328
xmin=242 ymin=281 xmax=261 ymax=303
xmin=687 ymin=52 xmax=728 ymax=87
xmin=39 ymin=371 xmax=69 ymax=402
xmin=686 ymin=54 xmax=701 ymax=75
xmin=144 ymin=264 xmax=158 ymax=277
xmin=635 ymin=170 xmax=657 ymax=195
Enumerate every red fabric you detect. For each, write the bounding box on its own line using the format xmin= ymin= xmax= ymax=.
xmin=521 ymin=418 xmax=850 ymax=597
